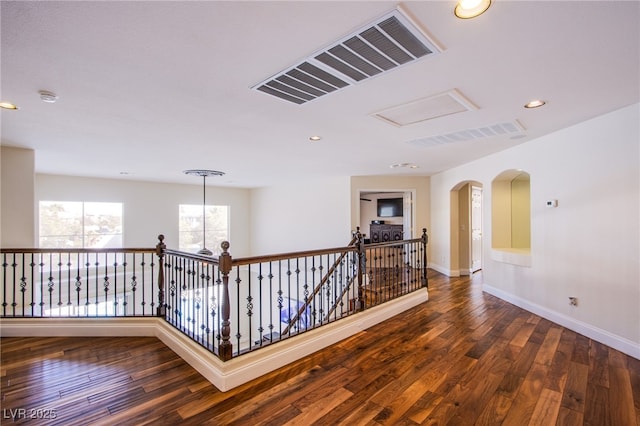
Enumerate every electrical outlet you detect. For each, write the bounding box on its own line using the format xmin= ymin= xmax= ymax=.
xmin=569 ymin=297 xmax=578 ymax=306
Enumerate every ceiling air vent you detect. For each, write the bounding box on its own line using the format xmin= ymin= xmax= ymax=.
xmin=406 ymin=121 xmax=526 ymax=148
xmin=252 ymin=8 xmax=442 ymax=104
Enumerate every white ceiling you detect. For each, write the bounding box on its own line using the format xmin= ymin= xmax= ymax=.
xmin=2 ymin=1 xmax=638 ymax=188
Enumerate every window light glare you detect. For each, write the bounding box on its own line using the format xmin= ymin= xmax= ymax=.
xmin=524 ymin=99 xmax=546 ymax=109
xmin=454 ymin=0 xmax=491 ymax=19
xmin=0 ymin=102 xmax=19 ymax=110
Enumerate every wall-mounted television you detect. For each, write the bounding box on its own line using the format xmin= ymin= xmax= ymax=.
xmin=377 ymin=197 xmax=403 ymax=217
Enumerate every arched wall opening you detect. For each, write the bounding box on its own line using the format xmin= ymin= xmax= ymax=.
xmin=491 ymin=170 xmax=531 ymax=251
xmin=450 ymin=180 xmax=483 ymax=277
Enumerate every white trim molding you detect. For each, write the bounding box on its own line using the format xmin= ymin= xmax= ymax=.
xmin=0 ymin=289 xmax=428 ymax=391
xmin=483 ymin=283 xmax=640 ymax=360
xmin=428 ymin=262 xmax=459 ymax=277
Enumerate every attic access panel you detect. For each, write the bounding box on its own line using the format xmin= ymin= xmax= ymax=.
xmin=252 ymin=8 xmax=442 ymax=104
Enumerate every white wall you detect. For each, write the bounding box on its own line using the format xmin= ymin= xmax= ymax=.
xmin=35 ymin=175 xmax=252 ymax=256
xmin=430 ymin=103 xmax=640 ymax=357
xmin=1 ymin=146 xmax=35 ymax=247
xmin=249 ymin=176 xmax=351 ymax=255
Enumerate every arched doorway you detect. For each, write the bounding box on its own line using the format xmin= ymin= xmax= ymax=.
xmin=450 ymin=181 xmax=483 ymax=276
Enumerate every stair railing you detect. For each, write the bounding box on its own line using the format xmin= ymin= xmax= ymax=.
xmin=1 ymin=229 xmax=428 ymax=363
xmin=280 ymin=230 xmax=360 ymax=336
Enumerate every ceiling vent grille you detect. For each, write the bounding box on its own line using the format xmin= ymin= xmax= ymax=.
xmin=252 ymin=9 xmax=441 ymax=104
xmin=406 ymin=121 xmax=526 ymax=148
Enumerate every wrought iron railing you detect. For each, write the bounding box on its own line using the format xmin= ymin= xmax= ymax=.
xmin=1 ymin=229 xmax=428 ymax=362
xmin=0 ymin=248 xmax=159 ymax=317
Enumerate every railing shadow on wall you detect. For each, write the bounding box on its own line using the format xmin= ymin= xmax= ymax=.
xmin=1 ymin=228 xmax=428 ymax=362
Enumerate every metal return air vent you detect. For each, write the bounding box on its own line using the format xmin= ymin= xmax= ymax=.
xmin=407 ymin=121 xmax=526 ymax=148
xmin=253 ymin=9 xmax=441 ymax=104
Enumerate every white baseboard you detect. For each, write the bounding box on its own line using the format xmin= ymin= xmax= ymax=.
xmin=0 ymin=317 xmax=159 ymax=337
xmin=483 ymin=283 xmax=640 ymax=360
xmin=0 ymin=288 xmax=428 ymax=391
xmin=429 ymin=263 xmax=459 ymax=277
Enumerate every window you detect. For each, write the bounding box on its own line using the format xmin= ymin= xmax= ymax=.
xmin=179 ymin=205 xmax=229 ymax=255
xmin=39 ymin=201 xmax=123 ymax=248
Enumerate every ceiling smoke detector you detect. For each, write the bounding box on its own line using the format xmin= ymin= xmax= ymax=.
xmin=39 ymin=90 xmax=58 ymax=103
xmin=390 ymin=163 xmax=419 ymax=169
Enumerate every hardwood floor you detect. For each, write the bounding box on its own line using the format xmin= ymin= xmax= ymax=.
xmin=2 ymin=270 xmax=639 ymax=425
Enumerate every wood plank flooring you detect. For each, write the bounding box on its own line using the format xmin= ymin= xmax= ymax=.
xmin=2 ymin=270 xmax=639 ymax=425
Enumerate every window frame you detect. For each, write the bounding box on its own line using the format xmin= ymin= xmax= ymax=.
xmin=178 ymin=204 xmax=230 ymax=255
xmin=38 ymin=201 xmax=124 ymax=249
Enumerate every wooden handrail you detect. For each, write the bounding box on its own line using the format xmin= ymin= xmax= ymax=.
xmin=0 ymin=247 xmax=154 ymax=254
xmin=163 ymin=248 xmax=221 ymax=264
xmin=230 ymin=245 xmax=357 ymax=267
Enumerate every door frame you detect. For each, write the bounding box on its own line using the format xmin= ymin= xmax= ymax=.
xmin=356 ymin=189 xmax=416 ymax=241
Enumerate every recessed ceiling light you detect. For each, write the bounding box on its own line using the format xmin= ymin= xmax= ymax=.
xmin=524 ymin=99 xmax=546 ymax=109
xmin=309 ymin=136 xmax=322 ymax=141
xmin=39 ymin=90 xmax=58 ymax=103
xmin=454 ymin=0 xmax=491 ymax=19
xmin=0 ymin=102 xmax=19 ymax=110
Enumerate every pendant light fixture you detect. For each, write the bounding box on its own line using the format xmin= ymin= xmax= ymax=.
xmin=184 ymin=169 xmax=225 ymax=255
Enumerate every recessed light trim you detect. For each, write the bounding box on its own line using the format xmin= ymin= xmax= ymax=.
xmin=0 ymin=102 xmax=19 ymax=110
xmin=309 ymin=136 xmax=322 ymax=141
xmin=454 ymin=0 xmax=491 ymax=19
xmin=524 ymin=99 xmax=546 ymax=109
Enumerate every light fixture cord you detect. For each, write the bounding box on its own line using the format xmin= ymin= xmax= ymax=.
xmin=202 ymin=175 xmax=207 ymax=250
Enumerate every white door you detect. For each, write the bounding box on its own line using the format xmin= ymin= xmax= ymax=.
xmin=471 ymin=186 xmax=483 ymax=272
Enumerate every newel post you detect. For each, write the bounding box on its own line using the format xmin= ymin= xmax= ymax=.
xmin=218 ymin=241 xmax=233 ymax=361
xmin=421 ymin=228 xmax=429 ymax=289
xmin=155 ymin=234 xmax=167 ymax=316
xmin=354 ymin=227 xmax=365 ymax=311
